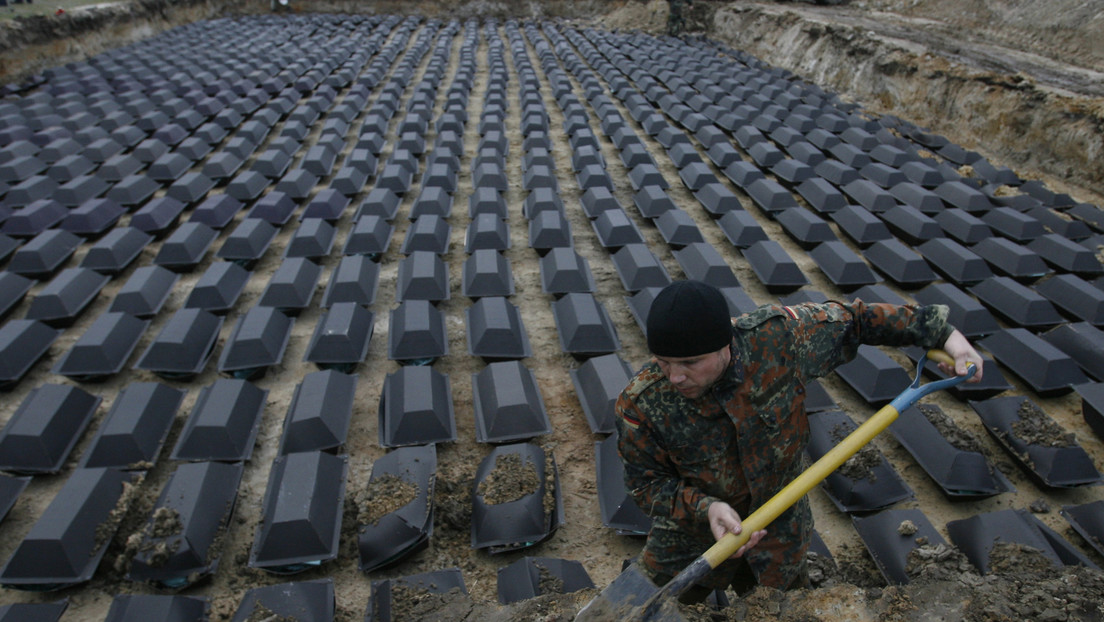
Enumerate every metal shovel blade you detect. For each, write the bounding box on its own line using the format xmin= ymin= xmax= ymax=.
xmin=575 ymin=565 xmax=686 ymax=622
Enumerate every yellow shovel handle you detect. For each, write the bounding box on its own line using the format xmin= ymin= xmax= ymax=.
xmin=701 ymin=349 xmax=959 ymax=568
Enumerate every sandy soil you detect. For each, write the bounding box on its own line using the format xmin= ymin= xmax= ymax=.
xmin=1 ymin=1 xmax=1103 ymax=621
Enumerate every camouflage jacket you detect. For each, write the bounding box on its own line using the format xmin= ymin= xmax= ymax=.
xmin=615 ymin=300 xmax=954 ymax=589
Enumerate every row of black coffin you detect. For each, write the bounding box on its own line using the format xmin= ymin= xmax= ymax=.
xmin=1 ymin=406 xmax=1101 ymax=593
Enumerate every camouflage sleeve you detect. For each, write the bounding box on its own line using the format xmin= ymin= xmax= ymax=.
xmin=615 ymin=393 xmax=718 ymax=525
xmin=786 ymin=300 xmax=955 ymax=379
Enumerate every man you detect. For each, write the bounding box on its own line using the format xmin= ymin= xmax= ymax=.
xmin=667 ymin=0 xmax=692 ymax=38
xmin=616 ymin=280 xmax=983 ymax=602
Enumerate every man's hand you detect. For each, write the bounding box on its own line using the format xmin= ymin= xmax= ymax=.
xmin=707 ymin=501 xmax=766 ymax=559
xmin=941 ymin=329 xmax=984 ymax=383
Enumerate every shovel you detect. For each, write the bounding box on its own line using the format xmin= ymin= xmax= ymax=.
xmin=576 ymin=349 xmax=976 ymax=622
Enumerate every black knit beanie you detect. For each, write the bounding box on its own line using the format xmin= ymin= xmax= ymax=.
xmin=646 ymin=280 xmax=732 ymax=357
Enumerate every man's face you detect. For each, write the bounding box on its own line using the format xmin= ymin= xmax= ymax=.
xmin=654 ymin=346 xmax=731 ymax=400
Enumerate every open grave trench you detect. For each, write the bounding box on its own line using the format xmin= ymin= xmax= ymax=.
xmin=1 ymin=8 xmax=1104 ymax=621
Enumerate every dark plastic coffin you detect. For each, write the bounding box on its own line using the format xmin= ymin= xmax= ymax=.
xmin=497 ymin=557 xmax=594 ymax=605
xmin=594 ymin=433 xmax=652 ymax=535
xmin=810 ymin=240 xmax=880 ymax=291
xmin=258 ymin=257 xmax=321 ymax=313
xmin=410 ymin=185 xmax=453 ymax=219
xmin=655 ymin=209 xmax=705 ymax=248
xmin=717 ymin=210 xmax=769 ymax=249
xmin=540 ymin=248 xmax=595 ymax=297
xmin=396 ymin=251 xmax=449 ymax=303
xmin=388 ymin=299 xmax=448 ymax=363
xmin=934 ymin=181 xmax=991 ymax=213
xmin=401 ymin=214 xmax=450 ymax=255
xmin=831 ymin=204 xmax=893 ymax=247
xmin=1077 ymin=378 xmax=1104 ymax=439
xmin=246 ymin=190 xmax=297 ymax=225
xmin=742 ymin=239 xmax=810 ymax=293
xmin=284 ymin=219 xmax=336 ymax=261
xmin=852 ymin=508 xmax=949 ymax=585
xmin=912 ymin=282 xmax=1000 ymax=339
xmin=250 ymin=450 xmax=348 ymax=573
xmin=106 ymin=174 xmax=159 ymax=207
xmin=0 ymin=383 xmax=100 ymax=474
xmin=578 ymin=186 xmax=622 ymax=219
xmin=834 ymin=345 xmax=912 ymax=406
xmin=218 ymin=306 xmax=294 ymax=379
xmin=978 ymin=328 xmax=1088 ymax=396
xmin=591 ymin=209 xmax=644 ymax=251
xmin=889 ymin=404 xmax=1013 ymax=498
xmin=304 ymin=303 xmax=374 ymax=372
xmin=468 ymin=187 xmax=507 ymax=219
xmin=673 ymin=242 xmax=741 ymax=289
xmin=970 ymin=395 xmax=1101 ymax=487
xmin=0 ymin=467 xmax=141 ymax=590
xmin=103 ymin=594 xmax=209 ymax=622
xmin=357 ymin=188 xmax=402 ymax=221
xmin=53 ymin=311 xmax=149 ymax=381
xmin=127 ymin=461 xmax=243 ymax=588
xmin=0 ymin=319 xmax=60 ymax=389
xmin=935 ymin=209 xmax=992 ymax=245
xmin=980 ymin=206 xmax=1045 ymax=243
xmin=231 ymin=579 xmax=334 ymax=622
xmin=344 ymin=215 xmax=393 ymax=258
xmin=279 ymin=370 xmax=357 ymax=454
xmin=888 ymin=182 xmax=944 ymax=215
xmin=275 ymin=168 xmax=321 ymax=201
xmin=78 ymin=382 xmax=184 ymax=469
xmin=610 ymin=244 xmax=671 ymax=293
xmin=0 ymin=473 xmax=30 ymax=524
xmin=1028 ymin=233 xmax=1104 ymax=277
xmin=61 ymin=197 xmax=124 ymax=237
xmin=26 ymin=267 xmax=108 ymax=327
xmin=471 ymin=443 xmax=563 ymax=553
xmin=170 ymin=378 xmax=267 ymax=462
xmin=746 ymin=178 xmax=799 ymax=216
xmin=528 ymin=211 xmax=573 ymax=255
xmin=551 ymin=293 xmax=620 ymax=359
xmin=862 ymin=239 xmax=936 ymax=288
xmin=379 ymin=366 xmax=456 ymax=447
xmin=184 ymin=261 xmax=250 ymax=314
xmin=972 ymin=237 xmax=1051 ymax=282
xmin=968 ymin=276 xmax=1063 ymax=329
xmin=808 ymin=410 xmax=913 ymax=513
xmin=466 ymin=212 xmax=511 ymax=254
xmin=130 ymin=197 xmax=187 ymax=236
xmin=1060 ymin=501 xmax=1104 ymax=558
xmin=916 ymin=238 xmax=993 ymax=286
xmin=368 ymin=569 xmax=464 ymax=622
xmin=80 ymin=226 xmax=152 ymax=275
xmin=695 ymin=182 xmax=742 ymax=217
xmin=776 ymin=207 xmax=836 ymax=250
xmin=322 ymin=254 xmax=380 ymax=308
xmin=633 ymin=185 xmax=676 ymax=219
xmin=571 ymin=354 xmax=634 ymax=435
xmin=217 ymin=218 xmax=278 ymax=267
xmin=0 ymin=600 xmax=66 ymax=621
xmin=190 ymin=194 xmax=243 ymax=230
xmin=472 ymin=361 xmax=551 ymax=443
xmin=2 ymin=200 xmax=66 ymax=239
xmin=946 ymin=509 xmax=1093 ymax=574
xmin=358 ymin=444 xmax=436 ymax=572
xmin=1041 ymin=322 xmax=1104 ymax=381
xmin=466 ymin=296 xmax=532 ymax=361
xmin=1035 ymin=273 xmax=1104 ymax=326
xmin=462 ymin=249 xmax=515 ymax=299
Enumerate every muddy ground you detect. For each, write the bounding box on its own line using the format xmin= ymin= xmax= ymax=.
xmin=1 ymin=0 xmax=1103 ymax=621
